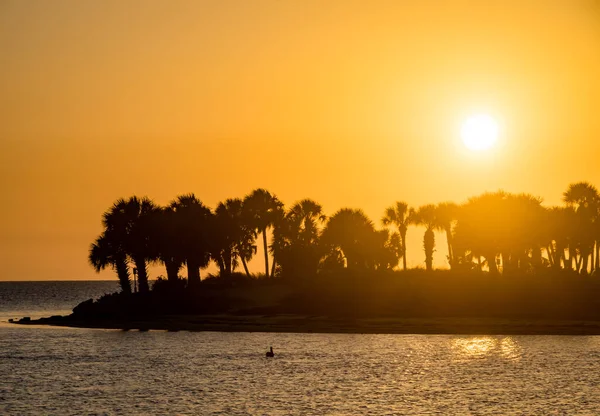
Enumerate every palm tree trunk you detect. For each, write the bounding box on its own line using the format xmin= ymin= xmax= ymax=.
xmin=187 ymin=260 xmax=201 ymax=289
xmin=241 ymin=257 xmax=251 ymax=278
xmin=487 ymin=253 xmax=498 ymax=274
xmin=262 ymin=228 xmax=269 ymax=278
xmin=581 ymin=248 xmax=590 ymax=275
xmin=423 ymin=228 xmax=434 ymax=272
xmin=553 ymin=243 xmax=564 ymax=270
xmin=444 ymin=226 xmax=453 ymax=268
xmin=115 ymin=256 xmax=131 ymax=294
xmin=569 ymin=247 xmax=577 ymax=271
xmin=133 ymin=256 xmax=149 ymax=293
xmin=165 ymin=259 xmax=180 ymax=283
xmin=271 ymin=259 xmax=277 ymax=278
xmin=400 ymin=229 xmax=408 ymax=271
xmin=547 ymin=244 xmax=554 ymax=267
xmin=217 ymin=257 xmax=226 ymax=277
xmin=225 ymin=251 xmax=233 ymax=276
xmin=595 ymin=241 xmax=600 ymax=273
xmin=592 ymin=241 xmax=598 ymax=273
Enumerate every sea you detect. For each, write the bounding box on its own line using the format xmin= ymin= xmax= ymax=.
xmin=1 ymin=281 xmax=600 ymax=415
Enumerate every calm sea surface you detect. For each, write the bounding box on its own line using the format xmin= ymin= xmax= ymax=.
xmin=1 ymin=281 xmax=600 ymax=415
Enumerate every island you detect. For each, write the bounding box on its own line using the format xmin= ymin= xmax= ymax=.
xmin=14 ymin=184 xmax=600 ymax=335
xmin=14 ymin=270 xmax=600 ymax=335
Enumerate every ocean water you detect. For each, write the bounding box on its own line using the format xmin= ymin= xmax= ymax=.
xmin=2 ymin=281 xmax=600 ymax=415
xmin=0 ymin=281 xmax=120 ymax=322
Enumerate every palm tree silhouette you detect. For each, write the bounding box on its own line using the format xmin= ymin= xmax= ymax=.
xmin=89 ymin=233 xmax=131 ymax=294
xmin=169 ymin=194 xmax=212 ymax=289
xmin=383 ymin=230 xmax=403 ymax=270
xmin=271 ymin=199 xmax=326 ymax=277
xmin=321 ymin=208 xmax=377 ymax=269
xmin=243 ymin=189 xmax=283 ymax=278
xmin=545 ymin=206 xmax=576 ymax=270
xmin=412 ymin=204 xmax=438 ymax=271
xmin=563 ymin=182 xmax=600 ymax=209
xmin=213 ymin=198 xmax=257 ymax=277
xmin=454 ymin=192 xmax=508 ymax=274
xmin=101 ymin=196 xmax=158 ymax=293
xmin=563 ymin=182 xmax=599 ymax=274
xmin=381 ymin=201 xmax=412 ymax=271
xmin=454 ymin=192 xmax=548 ymax=274
xmin=435 ymin=202 xmax=458 ymax=268
xmin=287 ymin=199 xmax=327 ymax=242
xmin=506 ymin=193 xmax=547 ymax=273
xmin=154 ymin=206 xmax=184 ymax=283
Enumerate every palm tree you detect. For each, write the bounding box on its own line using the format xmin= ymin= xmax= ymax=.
xmin=153 ymin=206 xmax=184 ymax=283
xmin=89 ymin=233 xmax=131 ymax=294
xmin=286 ymin=200 xmax=326 ymax=241
xmin=454 ymin=192 xmax=509 ymax=274
xmin=435 ymin=202 xmax=458 ymax=268
xmin=237 ymin=234 xmax=257 ymax=277
xmin=381 ymin=201 xmax=412 ymax=270
xmin=383 ymin=231 xmax=403 ymax=270
xmin=412 ymin=204 xmax=438 ymax=271
xmin=563 ymin=182 xmax=599 ymax=274
xmin=211 ymin=204 xmax=232 ymax=277
xmin=291 ymin=200 xmax=326 ymax=233
xmin=169 ymin=194 xmax=213 ymax=289
xmin=213 ymin=198 xmax=257 ymax=278
xmin=242 ymin=189 xmax=283 ymax=278
xmin=563 ymin=182 xmax=600 ymax=209
xmin=321 ymin=208 xmax=377 ymax=269
xmin=101 ymin=196 xmax=159 ymax=293
xmin=505 ymin=193 xmax=547 ymax=273
xmin=271 ymin=199 xmax=326 ymax=278
xmin=453 ymin=191 xmax=548 ymax=274
xmin=546 ymin=206 xmax=577 ymax=270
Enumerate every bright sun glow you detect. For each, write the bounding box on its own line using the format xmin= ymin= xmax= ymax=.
xmin=461 ymin=114 xmax=499 ymax=151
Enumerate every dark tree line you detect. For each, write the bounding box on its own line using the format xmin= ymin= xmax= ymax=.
xmin=89 ymin=182 xmax=600 ymax=293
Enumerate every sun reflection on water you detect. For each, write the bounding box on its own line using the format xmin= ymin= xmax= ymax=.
xmin=451 ymin=336 xmax=522 ymax=361
xmin=499 ymin=337 xmax=523 ymax=361
xmin=452 ymin=337 xmax=496 ymax=358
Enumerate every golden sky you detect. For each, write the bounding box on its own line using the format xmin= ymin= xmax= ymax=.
xmin=1 ymin=0 xmax=600 ymax=280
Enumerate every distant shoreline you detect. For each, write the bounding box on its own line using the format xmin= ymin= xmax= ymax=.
xmin=12 ymin=314 xmax=600 ymax=335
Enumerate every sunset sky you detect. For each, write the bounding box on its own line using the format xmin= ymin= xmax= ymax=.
xmin=1 ymin=0 xmax=600 ymax=280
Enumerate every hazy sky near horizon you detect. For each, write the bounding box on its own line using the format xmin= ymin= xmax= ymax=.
xmin=1 ymin=0 xmax=600 ymax=280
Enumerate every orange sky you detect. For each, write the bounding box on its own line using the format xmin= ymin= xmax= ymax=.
xmin=1 ymin=0 xmax=600 ymax=280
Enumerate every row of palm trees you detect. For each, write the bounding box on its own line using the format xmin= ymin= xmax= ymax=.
xmin=90 ymin=182 xmax=600 ymax=293
xmin=383 ymin=182 xmax=600 ymax=275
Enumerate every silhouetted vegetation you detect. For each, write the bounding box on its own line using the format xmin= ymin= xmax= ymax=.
xmin=90 ymin=182 xmax=600 ymax=288
xmin=74 ymin=183 xmax=600 ymax=327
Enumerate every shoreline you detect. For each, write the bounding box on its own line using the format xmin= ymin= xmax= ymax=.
xmin=11 ymin=314 xmax=600 ymax=335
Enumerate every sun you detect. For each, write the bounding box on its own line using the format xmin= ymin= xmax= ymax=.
xmin=461 ymin=114 xmax=499 ymax=151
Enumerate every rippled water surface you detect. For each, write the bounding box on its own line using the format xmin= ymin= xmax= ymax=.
xmin=0 ymin=281 xmax=119 ymax=321
xmin=2 ymin=282 xmax=600 ymax=415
